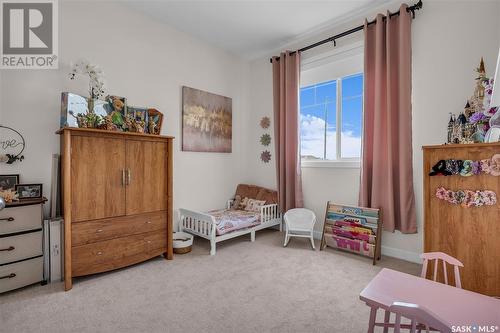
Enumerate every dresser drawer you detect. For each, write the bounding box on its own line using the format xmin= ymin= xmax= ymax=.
xmin=0 ymin=230 xmax=43 ymax=265
xmin=0 ymin=256 xmax=43 ymax=293
xmin=0 ymin=204 xmax=42 ymax=235
xmin=72 ymin=229 xmax=167 ymax=277
xmin=72 ymin=211 xmax=166 ymax=246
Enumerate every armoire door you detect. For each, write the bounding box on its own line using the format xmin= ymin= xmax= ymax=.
xmin=125 ymin=140 xmax=167 ymax=215
xmin=71 ymin=136 xmax=126 ymax=222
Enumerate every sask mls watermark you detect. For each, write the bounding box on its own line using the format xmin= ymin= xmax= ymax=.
xmin=0 ymin=0 xmax=58 ymax=69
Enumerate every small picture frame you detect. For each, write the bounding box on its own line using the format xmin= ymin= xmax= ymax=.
xmin=128 ymin=107 xmax=149 ymax=124
xmin=15 ymin=183 xmax=43 ymax=200
xmin=147 ymin=108 xmax=163 ymax=135
xmin=0 ymin=174 xmax=19 ymax=191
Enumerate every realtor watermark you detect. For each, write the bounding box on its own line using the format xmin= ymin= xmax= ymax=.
xmin=452 ymin=325 xmax=499 ymax=333
xmin=0 ymin=0 xmax=58 ymax=69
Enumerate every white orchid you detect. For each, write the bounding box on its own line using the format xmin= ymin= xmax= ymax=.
xmin=69 ymin=59 xmax=106 ymax=99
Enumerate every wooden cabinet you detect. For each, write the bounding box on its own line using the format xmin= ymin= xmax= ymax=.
xmin=59 ymin=128 xmax=174 ymax=291
xmin=126 ymin=140 xmax=167 ymax=215
xmin=423 ymin=143 xmax=500 ymax=297
xmin=71 ymin=135 xmax=126 ymax=222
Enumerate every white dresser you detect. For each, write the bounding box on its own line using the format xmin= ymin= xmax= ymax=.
xmin=0 ymin=198 xmax=46 ymax=293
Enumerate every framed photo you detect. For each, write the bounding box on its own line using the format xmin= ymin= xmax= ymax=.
xmin=182 ymin=86 xmax=232 ymax=152
xmin=60 ymin=92 xmax=89 ymax=128
xmin=15 ymin=183 xmax=43 ymax=200
xmin=147 ymin=108 xmax=163 ymax=135
xmin=128 ymin=107 xmax=149 ymax=123
xmin=0 ymin=174 xmax=19 ymax=191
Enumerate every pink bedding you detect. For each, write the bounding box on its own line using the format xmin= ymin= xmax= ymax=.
xmin=208 ymin=209 xmax=261 ymax=235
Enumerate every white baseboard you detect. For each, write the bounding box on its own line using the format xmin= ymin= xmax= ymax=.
xmin=313 ymin=230 xmax=421 ymax=264
xmin=381 ymin=246 xmax=421 ymax=264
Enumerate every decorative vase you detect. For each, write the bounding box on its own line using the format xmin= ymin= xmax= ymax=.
xmin=88 ymin=98 xmax=95 ymax=114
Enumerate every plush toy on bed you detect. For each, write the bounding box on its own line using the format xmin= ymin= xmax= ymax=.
xmin=231 ymin=195 xmax=242 ymax=210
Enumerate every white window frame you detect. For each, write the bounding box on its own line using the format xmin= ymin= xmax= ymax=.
xmin=300 ymin=72 xmax=363 ymax=169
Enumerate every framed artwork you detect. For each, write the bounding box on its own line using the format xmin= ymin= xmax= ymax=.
xmin=0 ymin=174 xmax=19 ymax=191
xmin=147 ymin=108 xmax=163 ymax=135
xmin=182 ymin=86 xmax=232 ymax=153
xmin=103 ymin=95 xmax=127 ymax=129
xmin=128 ymin=107 xmax=149 ymax=123
xmin=15 ymin=183 xmax=43 ymax=200
xmin=60 ymin=92 xmax=88 ymax=128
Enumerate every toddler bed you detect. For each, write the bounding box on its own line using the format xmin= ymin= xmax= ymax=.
xmin=179 ymin=184 xmax=282 ymax=255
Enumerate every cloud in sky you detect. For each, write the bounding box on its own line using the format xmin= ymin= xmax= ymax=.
xmin=300 ymin=114 xmax=361 ymax=159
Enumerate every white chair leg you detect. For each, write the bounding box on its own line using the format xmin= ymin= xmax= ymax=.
xmin=250 ymin=230 xmax=255 ymax=242
xmin=310 ymin=234 xmax=315 ymax=250
xmin=284 ymin=232 xmax=290 ymax=247
xmin=210 ymin=239 xmax=216 ymax=255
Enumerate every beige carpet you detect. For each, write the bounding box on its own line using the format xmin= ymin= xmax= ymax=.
xmin=1 ymin=230 xmax=420 ymax=333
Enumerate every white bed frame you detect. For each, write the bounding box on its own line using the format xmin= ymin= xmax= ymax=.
xmin=179 ymin=200 xmax=282 ymax=255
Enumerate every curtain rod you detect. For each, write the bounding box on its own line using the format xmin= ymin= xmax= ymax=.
xmin=269 ymin=0 xmax=423 ymax=63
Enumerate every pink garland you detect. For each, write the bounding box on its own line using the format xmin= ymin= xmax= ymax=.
xmin=435 ymin=187 xmax=496 ymax=207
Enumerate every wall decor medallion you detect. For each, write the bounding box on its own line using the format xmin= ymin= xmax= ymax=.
xmin=0 ymin=125 xmax=25 ymax=164
xmin=260 ymin=150 xmax=271 ymax=163
xmin=182 ymin=86 xmax=232 ymax=153
xmin=260 ymin=133 xmax=271 ymax=146
xmin=260 ymin=116 xmax=271 ymax=129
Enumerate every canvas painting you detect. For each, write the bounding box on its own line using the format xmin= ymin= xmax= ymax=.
xmin=182 ymin=86 xmax=232 ymax=153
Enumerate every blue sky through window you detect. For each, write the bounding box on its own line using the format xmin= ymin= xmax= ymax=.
xmin=300 ymin=73 xmax=363 ymax=160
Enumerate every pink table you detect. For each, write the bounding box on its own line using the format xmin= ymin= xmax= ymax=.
xmin=360 ymin=268 xmax=500 ymax=331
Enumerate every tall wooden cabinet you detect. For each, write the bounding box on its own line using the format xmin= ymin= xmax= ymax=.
xmin=59 ymin=128 xmax=174 ymax=291
xmin=423 ymin=143 xmax=499 ymax=297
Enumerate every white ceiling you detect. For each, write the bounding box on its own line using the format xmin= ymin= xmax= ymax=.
xmin=124 ymin=0 xmax=387 ymax=60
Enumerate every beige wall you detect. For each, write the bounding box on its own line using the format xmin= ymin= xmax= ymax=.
xmin=0 ymin=1 xmax=252 ymax=220
xmin=246 ymin=0 xmax=500 ymax=263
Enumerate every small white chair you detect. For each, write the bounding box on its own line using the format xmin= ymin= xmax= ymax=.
xmin=283 ymin=208 xmax=316 ymax=250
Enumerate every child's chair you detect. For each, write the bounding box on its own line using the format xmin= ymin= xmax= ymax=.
xmin=389 ymin=302 xmax=451 ymax=333
xmin=420 ymin=252 xmax=464 ymax=288
xmin=283 ymin=208 xmax=316 ymax=250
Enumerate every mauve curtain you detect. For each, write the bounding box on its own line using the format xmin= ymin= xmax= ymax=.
xmin=272 ymin=51 xmax=303 ymax=212
xmin=359 ymin=5 xmax=417 ymax=233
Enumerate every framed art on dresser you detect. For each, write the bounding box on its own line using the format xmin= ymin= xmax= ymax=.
xmin=15 ymin=184 xmax=43 ymax=200
xmin=0 ymin=174 xmax=19 ymax=191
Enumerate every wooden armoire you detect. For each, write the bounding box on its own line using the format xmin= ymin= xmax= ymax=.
xmin=58 ymin=128 xmax=174 ymax=291
xmin=423 ymin=142 xmax=500 ymax=297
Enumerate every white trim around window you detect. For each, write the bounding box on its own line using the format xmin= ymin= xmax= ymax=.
xmin=301 ymin=159 xmax=360 ymax=169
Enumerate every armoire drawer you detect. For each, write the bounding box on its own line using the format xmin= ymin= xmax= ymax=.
xmin=0 ymin=230 xmax=43 ymax=265
xmin=0 ymin=256 xmax=43 ymax=294
xmin=0 ymin=205 xmax=42 ymax=235
xmin=71 ymin=211 xmax=167 ymax=246
xmin=72 ymin=230 xmax=167 ymax=277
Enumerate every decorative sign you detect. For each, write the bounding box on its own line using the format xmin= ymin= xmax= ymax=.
xmin=0 ymin=125 xmax=25 ymax=164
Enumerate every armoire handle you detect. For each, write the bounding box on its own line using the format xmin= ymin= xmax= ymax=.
xmin=122 ymin=169 xmax=126 ymax=186
xmin=126 ymin=169 xmax=131 ymax=185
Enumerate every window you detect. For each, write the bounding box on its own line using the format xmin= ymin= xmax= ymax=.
xmin=300 ymin=73 xmax=363 ymax=163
